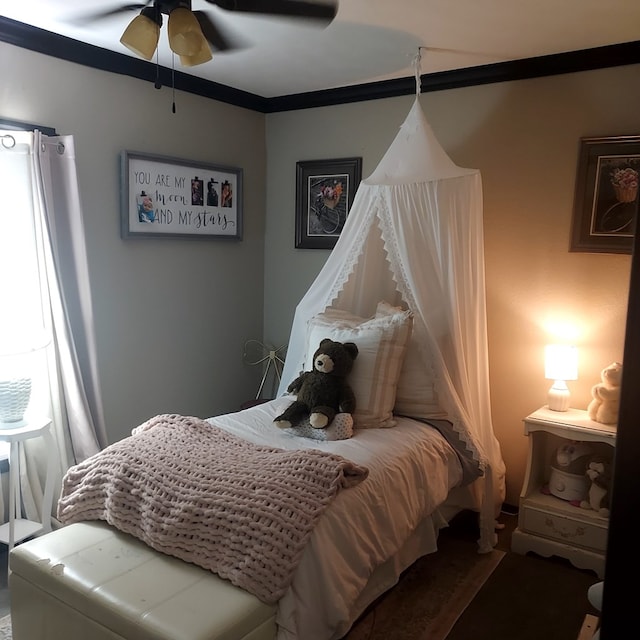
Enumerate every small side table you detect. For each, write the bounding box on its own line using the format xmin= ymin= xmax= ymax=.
xmin=0 ymin=418 xmax=56 ymax=555
xmin=511 ymin=407 xmax=616 ymax=578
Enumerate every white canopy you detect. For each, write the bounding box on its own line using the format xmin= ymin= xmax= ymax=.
xmin=278 ymin=97 xmax=506 ymax=550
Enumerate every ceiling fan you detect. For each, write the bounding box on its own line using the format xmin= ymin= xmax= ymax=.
xmin=75 ymin=0 xmax=339 ymax=67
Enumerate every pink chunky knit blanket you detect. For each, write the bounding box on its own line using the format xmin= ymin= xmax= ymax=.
xmin=57 ymin=413 xmax=369 ymax=604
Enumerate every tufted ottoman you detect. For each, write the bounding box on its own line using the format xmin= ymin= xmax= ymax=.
xmin=9 ymin=521 xmax=277 ymax=640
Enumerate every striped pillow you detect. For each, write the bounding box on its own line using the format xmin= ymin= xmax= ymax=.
xmin=376 ymin=301 xmax=446 ymax=420
xmin=304 ymin=305 xmax=413 ymax=428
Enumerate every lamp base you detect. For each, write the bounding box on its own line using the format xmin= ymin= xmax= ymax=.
xmin=548 ymin=380 xmax=570 ymax=412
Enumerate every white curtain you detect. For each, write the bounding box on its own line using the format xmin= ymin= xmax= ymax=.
xmin=279 ymin=98 xmax=506 ymax=551
xmin=0 ymin=129 xmax=106 ymax=525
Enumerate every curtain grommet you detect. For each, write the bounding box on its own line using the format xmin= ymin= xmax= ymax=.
xmin=1 ymin=134 xmax=16 ymax=149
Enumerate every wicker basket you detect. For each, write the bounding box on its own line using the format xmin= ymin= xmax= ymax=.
xmin=0 ymin=377 xmax=32 ymax=424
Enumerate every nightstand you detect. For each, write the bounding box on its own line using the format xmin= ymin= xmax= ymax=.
xmin=511 ymin=406 xmax=616 ymax=578
xmin=0 ymin=418 xmax=56 ymax=555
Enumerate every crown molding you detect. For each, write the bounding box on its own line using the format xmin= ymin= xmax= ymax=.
xmin=266 ymin=40 xmax=640 ymax=112
xmin=2 ymin=16 xmax=640 ymax=114
xmin=0 ymin=16 xmax=268 ymax=112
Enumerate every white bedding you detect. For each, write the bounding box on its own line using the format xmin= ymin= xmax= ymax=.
xmin=208 ymin=396 xmax=464 ymax=640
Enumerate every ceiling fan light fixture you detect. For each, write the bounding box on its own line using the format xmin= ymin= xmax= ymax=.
xmin=168 ymin=7 xmax=206 ymax=57
xmin=180 ymin=39 xmax=213 ymax=67
xmin=119 ymin=7 xmax=162 ymax=61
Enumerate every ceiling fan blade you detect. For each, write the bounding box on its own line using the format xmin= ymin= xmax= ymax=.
xmin=206 ymin=0 xmax=338 ymax=22
xmin=192 ymin=10 xmax=244 ymax=52
xmin=67 ymin=3 xmax=149 ymax=26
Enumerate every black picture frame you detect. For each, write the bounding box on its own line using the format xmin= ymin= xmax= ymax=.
xmin=121 ymin=150 xmax=242 ymax=240
xmin=570 ymin=136 xmax=640 ymax=254
xmin=295 ymin=157 xmax=362 ymax=249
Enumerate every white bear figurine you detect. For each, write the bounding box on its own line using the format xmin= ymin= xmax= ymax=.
xmin=587 ymin=361 xmax=622 ymax=425
xmin=580 ymin=456 xmax=612 ymax=518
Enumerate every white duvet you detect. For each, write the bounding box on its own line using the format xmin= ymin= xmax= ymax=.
xmin=208 ymin=397 xmax=463 ymax=640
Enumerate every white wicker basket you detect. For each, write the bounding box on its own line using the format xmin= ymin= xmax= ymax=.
xmin=0 ymin=377 xmax=32 ymax=425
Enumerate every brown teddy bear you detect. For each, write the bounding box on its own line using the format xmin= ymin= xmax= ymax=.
xmin=587 ymin=361 xmax=622 ymax=425
xmin=274 ymin=338 xmax=358 ymax=429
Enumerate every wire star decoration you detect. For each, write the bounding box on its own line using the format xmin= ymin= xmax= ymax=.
xmin=243 ymin=340 xmax=287 ymax=400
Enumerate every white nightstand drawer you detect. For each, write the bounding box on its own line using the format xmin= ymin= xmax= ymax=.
xmin=520 ymin=505 xmax=608 ymax=552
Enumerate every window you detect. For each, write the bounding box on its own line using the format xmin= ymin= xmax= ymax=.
xmin=0 ymin=120 xmax=57 ymax=460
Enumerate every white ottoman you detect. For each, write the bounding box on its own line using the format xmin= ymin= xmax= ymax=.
xmin=9 ymin=521 xmax=277 ymax=640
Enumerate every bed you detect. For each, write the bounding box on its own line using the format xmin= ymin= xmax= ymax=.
xmin=11 ymin=397 xmax=476 ymax=640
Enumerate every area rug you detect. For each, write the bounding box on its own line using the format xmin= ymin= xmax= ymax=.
xmin=0 ymin=615 xmax=11 ymax=640
xmin=344 ymin=534 xmax=505 ymax=640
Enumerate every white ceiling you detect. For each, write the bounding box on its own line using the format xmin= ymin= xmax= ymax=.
xmin=2 ymin=1 xmax=640 ymax=99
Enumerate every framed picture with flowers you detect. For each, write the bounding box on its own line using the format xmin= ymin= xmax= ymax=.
xmin=295 ymin=157 xmax=362 ymax=249
xmin=570 ymin=136 xmax=640 ymax=254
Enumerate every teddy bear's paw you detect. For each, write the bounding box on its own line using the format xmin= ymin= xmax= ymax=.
xmin=579 ymin=500 xmax=592 ymax=510
xmin=309 ymin=413 xmax=329 ymax=429
xmin=273 ymin=419 xmax=291 ymax=429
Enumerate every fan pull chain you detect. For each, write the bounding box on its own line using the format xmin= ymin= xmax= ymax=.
xmin=172 ymin=53 xmax=177 ymax=114
xmin=154 ymin=47 xmax=161 ymax=90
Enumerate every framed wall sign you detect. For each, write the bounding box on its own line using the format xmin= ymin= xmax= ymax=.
xmin=570 ymin=136 xmax=640 ymax=254
xmin=295 ymin=157 xmax=362 ymax=249
xmin=121 ymin=150 xmax=242 ymax=239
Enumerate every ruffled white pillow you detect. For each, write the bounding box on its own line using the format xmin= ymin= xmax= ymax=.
xmin=304 ymin=305 xmax=413 ymax=428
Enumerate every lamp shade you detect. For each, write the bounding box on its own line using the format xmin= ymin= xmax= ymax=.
xmin=544 ymin=344 xmax=578 ymax=381
xmin=168 ymin=7 xmax=206 ymax=56
xmin=120 ymin=8 xmax=161 ymax=60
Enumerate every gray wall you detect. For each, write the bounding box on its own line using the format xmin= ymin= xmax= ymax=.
xmin=1 ymin=43 xmax=266 ymax=444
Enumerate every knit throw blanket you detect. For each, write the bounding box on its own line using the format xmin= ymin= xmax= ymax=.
xmin=57 ymin=413 xmax=369 ymax=604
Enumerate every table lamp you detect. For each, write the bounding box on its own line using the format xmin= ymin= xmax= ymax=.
xmin=544 ymin=344 xmax=578 ymax=412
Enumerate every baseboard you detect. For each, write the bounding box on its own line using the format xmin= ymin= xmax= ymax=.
xmin=501 ymin=503 xmax=519 ymax=516
xmin=577 ymin=614 xmax=599 ymax=640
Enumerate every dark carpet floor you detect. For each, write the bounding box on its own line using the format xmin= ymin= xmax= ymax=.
xmin=443 ymin=509 xmax=601 ymax=640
